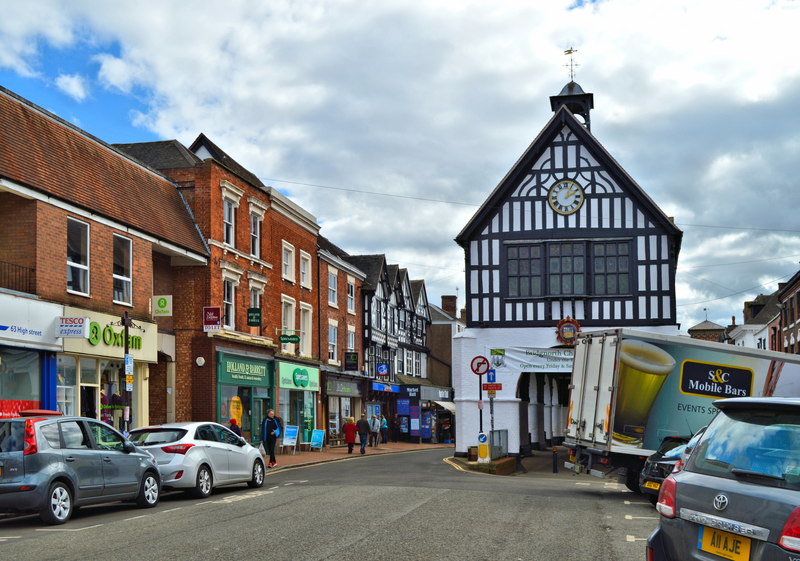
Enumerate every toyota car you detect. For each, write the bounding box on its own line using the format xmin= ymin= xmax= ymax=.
xmin=647 ymin=397 xmax=800 ymax=560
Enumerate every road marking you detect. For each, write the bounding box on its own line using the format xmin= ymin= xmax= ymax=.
xmin=37 ymin=524 xmax=104 ymax=532
xmin=575 ymin=482 xmax=591 ymax=486
xmin=626 ymin=535 xmax=647 ymax=542
xmin=625 ymin=514 xmax=658 ymax=520
xmin=0 ymin=536 xmax=21 ymax=542
xmin=124 ymin=515 xmax=148 ymax=521
xmin=624 ymin=500 xmax=650 ymax=505
xmin=441 ymin=457 xmax=497 ymax=476
xmin=161 ymin=507 xmax=183 ymax=513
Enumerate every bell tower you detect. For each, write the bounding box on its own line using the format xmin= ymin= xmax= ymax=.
xmin=549 ymin=48 xmax=594 ymax=130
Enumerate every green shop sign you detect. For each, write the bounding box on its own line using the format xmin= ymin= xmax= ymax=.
xmin=217 ymin=354 xmax=274 ymax=386
xmin=278 ymin=361 xmax=319 ymax=391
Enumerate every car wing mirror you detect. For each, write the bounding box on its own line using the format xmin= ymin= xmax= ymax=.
xmin=123 ymin=441 xmax=136 ymax=453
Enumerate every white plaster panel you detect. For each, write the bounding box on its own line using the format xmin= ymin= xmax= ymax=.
xmin=470 ymin=240 xmax=479 ymax=266
xmin=492 ymin=239 xmax=500 ymax=266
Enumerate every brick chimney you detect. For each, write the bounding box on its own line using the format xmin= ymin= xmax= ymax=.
xmin=441 ymin=295 xmax=457 ymax=317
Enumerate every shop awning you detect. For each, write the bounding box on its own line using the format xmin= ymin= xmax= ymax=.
xmin=433 ymin=401 xmax=456 ymax=413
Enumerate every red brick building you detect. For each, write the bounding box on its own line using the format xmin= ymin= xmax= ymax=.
xmin=117 ymin=135 xmax=323 ymax=442
xmin=317 ymin=236 xmax=366 ymax=435
xmin=0 ymin=86 xmax=208 ymax=427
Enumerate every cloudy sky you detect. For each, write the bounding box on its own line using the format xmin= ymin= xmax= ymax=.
xmin=3 ymin=0 xmax=800 ymax=333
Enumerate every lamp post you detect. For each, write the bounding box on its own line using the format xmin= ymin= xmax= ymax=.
xmin=109 ymin=310 xmax=143 ymax=434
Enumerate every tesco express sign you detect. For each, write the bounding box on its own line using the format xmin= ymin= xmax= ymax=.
xmin=57 ymin=316 xmax=90 ymax=338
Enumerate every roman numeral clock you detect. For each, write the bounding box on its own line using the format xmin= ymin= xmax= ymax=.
xmin=547 ymin=179 xmax=585 ymax=215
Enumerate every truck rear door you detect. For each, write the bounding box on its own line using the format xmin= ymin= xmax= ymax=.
xmin=567 ymin=333 xmax=618 ymax=449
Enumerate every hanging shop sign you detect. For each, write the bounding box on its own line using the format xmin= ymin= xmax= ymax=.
xmin=278 ymin=361 xmax=320 ymax=391
xmin=153 ymin=295 xmax=172 ymax=317
xmin=344 ymin=351 xmax=359 ymax=371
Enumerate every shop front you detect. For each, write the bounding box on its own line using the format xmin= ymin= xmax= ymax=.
xmin=60 ymin=307 xmax=157 ymax=432
xmin=216 ymin=351 xmax=274 ymax=444
xmin=277 ymin=360 xmax=320 ymax=443
xmin=324 ymin=373 xmax=361 ymax=435
xmin=0 ymin=293 xmax=60 ymax=417
xmin=420 ymin=385 xmax=454 ymax=444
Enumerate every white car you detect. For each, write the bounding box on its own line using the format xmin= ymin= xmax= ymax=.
xmin=128 ymin=422 xmax=265 ymax=498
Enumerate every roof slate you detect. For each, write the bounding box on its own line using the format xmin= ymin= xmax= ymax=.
xmin=0 ymin=87 xmax=207 ymax=257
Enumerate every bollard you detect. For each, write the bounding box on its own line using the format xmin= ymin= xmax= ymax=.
xmin=552 ymin=446 xmax=558 ymax=473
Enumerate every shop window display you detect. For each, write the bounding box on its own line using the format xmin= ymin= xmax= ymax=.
xmin=0 ymin=348 xmax=40 ymax=415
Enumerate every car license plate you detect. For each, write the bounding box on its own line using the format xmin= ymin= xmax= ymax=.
xmin=698 ymin=526 xmax=751 ymax=561
xmin=644 ymin=480 xmax=660 ymax=490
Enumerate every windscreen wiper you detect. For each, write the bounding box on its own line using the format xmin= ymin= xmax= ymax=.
xmin=730 ymin=467 xmax=785 ymax=481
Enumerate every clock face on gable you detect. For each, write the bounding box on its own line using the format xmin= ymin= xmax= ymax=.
xmin=547 ymin=179 xmax=585 ymax=215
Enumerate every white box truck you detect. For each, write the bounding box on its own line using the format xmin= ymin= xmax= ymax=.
xmin=563 ymin=328 xmax=800 ymax=491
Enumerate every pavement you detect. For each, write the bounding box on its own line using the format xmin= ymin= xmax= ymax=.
xmin=267 ymin=440 xmax=572 ymax=477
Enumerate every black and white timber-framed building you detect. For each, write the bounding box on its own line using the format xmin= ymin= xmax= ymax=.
xmin=452 ymin=81 xmax=683 ymax=457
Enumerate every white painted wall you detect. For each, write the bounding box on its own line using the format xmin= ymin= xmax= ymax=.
xmin=453 ymin=323 xmax=680 ymax=456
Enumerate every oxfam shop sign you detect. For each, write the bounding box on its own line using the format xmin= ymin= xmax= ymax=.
xmin=278 ymin=362 xmax=320 ymax=391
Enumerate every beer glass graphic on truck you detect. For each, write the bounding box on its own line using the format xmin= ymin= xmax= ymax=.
xmin=613 ymin=339 xmax=676 ymax=444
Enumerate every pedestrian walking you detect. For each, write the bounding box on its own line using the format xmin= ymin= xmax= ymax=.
xmin=368 ymin=414 xmax=380 ymax=447
xmin=380 ymin=414 xmax=389 ymax=444
xmin=342 ymin=417 xmax=358 ymax=454
xmin=228 ymin=418 xmax=242 ymax=436
xmin=261 ymin=409 xmax=282 ymax=468
xmin=356 ymin=414 xmax=371 ymax=454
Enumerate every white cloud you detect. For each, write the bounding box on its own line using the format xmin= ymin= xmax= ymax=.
xmin=2 ymin=0 xmax=800 ymax=328
xmin=54 ymin=73 xmax=89 ymax=101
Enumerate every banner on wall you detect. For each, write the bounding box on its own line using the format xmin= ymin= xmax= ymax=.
xmin=488 ymin=347 xmax=574 ymax=373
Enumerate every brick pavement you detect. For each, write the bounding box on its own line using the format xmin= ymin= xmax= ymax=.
xmin=265 ymin=440 xmax=454 ymax=470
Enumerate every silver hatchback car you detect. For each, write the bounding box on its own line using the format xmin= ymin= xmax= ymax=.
xmin=648 ymin=397 xmax=800 ymax=560
xmin=128 ymin=422 xmax=265 ymax=498
xmin=0 ymin=412 xmax=160 ymax=524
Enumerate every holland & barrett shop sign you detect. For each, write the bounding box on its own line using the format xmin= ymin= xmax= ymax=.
xmin=278 ymin=361 xmax=320 ymax=391
xmin=218 ymin=353 xmax=273 ymax=386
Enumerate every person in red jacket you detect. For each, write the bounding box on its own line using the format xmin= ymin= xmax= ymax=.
xmin=341 ymin=417 xmax=358 ymax=454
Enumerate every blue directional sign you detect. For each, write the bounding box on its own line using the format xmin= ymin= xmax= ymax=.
xmin=478 ymin=433 xmax=488 ymax=443
xmin=487 ymin=369 xmax=496 ymax=383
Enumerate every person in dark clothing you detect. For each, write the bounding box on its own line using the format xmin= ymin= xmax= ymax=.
xmin=229 ymin=418 xmax=242 ymax=436
xmin=356 ymin=414 xmax=370 ymax=454
xmin=261 ymin=409 xmax=282 ymax=468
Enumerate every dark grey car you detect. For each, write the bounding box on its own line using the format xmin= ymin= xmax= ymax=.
xmin=647 ymin=397 xmax=800 ymax=560
xmin=0 ymin=413 xmax=160 ymax=524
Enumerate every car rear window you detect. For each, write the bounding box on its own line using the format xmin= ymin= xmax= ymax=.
xmin=129 ymin=428 xmax=187 ymax=445
xmin=690 ymin=407 xmax=800 ymax=490
xmin=657 ymin=438 xmax=689 ymax=455
xmin=0 ymin=420 xmax=24 ymax=452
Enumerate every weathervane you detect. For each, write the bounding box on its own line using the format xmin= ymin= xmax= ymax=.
xmin=564 ymin=47 xmax=579 ymax=81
